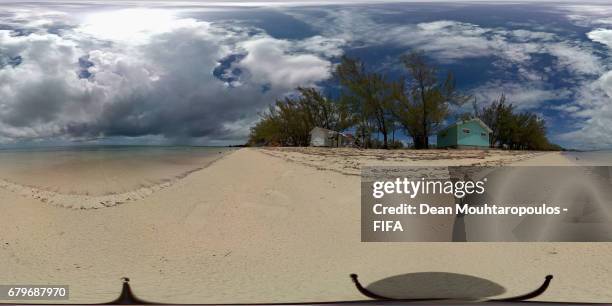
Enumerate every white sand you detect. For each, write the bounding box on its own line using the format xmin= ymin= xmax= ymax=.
xmin=1 ymin=148 xmax=611 ymax=304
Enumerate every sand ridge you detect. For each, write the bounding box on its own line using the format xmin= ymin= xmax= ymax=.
xmin=258 ymin=147 xmax=549 ymax=176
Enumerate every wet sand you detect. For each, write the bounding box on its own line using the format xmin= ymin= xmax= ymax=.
xmin=1 ymin=147 xmax=611 ymax=304
xmin=0 ymin=147 xmax=231 ymax=209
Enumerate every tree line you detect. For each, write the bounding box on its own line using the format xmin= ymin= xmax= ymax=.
xmin=248 ymin=52 xmax=561 ymax=151
xmin=461 ymin=94 xmax=562 ymax=150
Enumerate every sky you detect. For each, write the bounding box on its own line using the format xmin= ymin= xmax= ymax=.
xmin=0 ymin=1 xmax=612 ymax=149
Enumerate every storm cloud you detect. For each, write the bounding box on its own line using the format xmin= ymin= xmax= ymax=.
xmin=0 ymin=6 xmax=334 ymax=145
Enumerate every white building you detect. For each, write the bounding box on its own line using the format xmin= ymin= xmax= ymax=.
xmin=310 ymin=127 xmax=354 ymax=147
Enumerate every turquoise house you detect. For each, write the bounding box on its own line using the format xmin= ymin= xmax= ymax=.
xmin=437 ymin=118 xmax=492 ymax=149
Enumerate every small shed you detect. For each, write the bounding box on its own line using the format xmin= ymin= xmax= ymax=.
xmin=437 ymin=118 xmax=492 ymax=149
xmin=310 ymin=127 xmax=353 ymax=147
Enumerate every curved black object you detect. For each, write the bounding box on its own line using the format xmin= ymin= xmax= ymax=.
xmin=104 ymin=277 xmax=156 ymax=305
xmin=349 ymin=274 xmax=390 ymax=300
xmin=350 ymin=273 xmax=553 ymax=302
xmin=488 ymin=275 xmax=553 ymax=302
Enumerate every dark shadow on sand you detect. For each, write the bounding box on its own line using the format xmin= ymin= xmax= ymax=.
xmin=364 ymin=272 xmax=506 ymax=300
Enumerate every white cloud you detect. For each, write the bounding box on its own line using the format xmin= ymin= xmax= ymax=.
xmin=0 ymin=7 xmax=335 ymax=144
xmin=507 ymin=29 xmax=555 ymax=42
xmin=557 ymin=71 xmax=612 ymax=148
xmin=237 ymin=37 xmax=333 ymax=88
xmin=294 ymin=35 xmax=345 ymax=57
xmin=546 ymin=43 xmax=603 ymax=75
xmin=401 ymin=21 xmax=499 ymax=61
xmin=288 ymin=8 xmax=600 ymax=72
xmin=471 ymin=81 xmax=572 ymax=111
xmin=587 ymin=28 xmax=612 ymax=49
xmin=558 ymin=4 xmax=612 ymax=27
xmin=77 ymin=9 xmax=182 ymax=43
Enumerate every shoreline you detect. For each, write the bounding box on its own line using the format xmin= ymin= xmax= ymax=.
xmin=0 ymin=148 xmax=568 ymax=210
xmin=0 ymin=149 xmax=235 ymax=210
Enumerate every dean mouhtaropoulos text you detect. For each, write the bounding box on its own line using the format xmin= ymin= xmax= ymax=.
xmin=372 ymin=203 xmax=565 ymax=217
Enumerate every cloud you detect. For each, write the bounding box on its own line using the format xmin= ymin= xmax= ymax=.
xmin=506 ymin=29 xmax=556 ymax=42
xmin=556 ymin=71 xmax=612 ymax=148
xmin=0 ymin=7 xmax=335 ymax=144
xmin=0 ymin=30 xmax=93 ymax=138
xmin=588 ymin=28 xmax=612 ymax=49
xmin=236 ymin=37 xmax=333 ymax=88
xmin=546 ymin=43 xmax=603 ymax=76
xmin=401 ymin=21 xmax=499 ymax=61
xmin=288 ymin=12 xmax=504 ymax=61
xmin=471 ymin=81 xmax=572 ymax=111
xmin=294 ymin=35 xmax=345 ymax=57
xmin=287 ymin=8 xmax=600 ymax=72
xmin=558 ymin=4 xmax=612 ymax=27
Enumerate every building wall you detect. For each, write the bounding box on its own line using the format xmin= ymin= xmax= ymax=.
xmin=437 ymin=121 xmax=490 ymax=148
xmin=310 ymin=129 xmax=330 ymax=147
xmin=457 ymin=121 xmax=490 ymax=147
xmin=310 ymin=128 xmax=354 ymax=147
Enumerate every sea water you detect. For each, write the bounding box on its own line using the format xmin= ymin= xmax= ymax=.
xmin=563 ymin=150 xmax=612 ymax=165
xmin=0 ymin=146 xmax=233 ymax=195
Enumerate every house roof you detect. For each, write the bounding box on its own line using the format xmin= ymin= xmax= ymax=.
xmin=439 ymin=118 xmax=493 ymax=134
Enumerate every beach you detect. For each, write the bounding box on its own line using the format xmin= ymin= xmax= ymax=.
xmin=1 ymin=147 xmax=611 ymax=303
xmin=0 ymin=147 xmax=232 ymax=209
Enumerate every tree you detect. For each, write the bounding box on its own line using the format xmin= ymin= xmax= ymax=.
xmin=458 ymin=97 xmax=481 ymax=121
xmin=248 ymin=105 xmax=284 ymax=146
xmin=471 ymin=93 xmax=560 ymax=150
xmin=478 ymin=93 xmax=514 ymax=148
xmin=248 ymin=87 xmax=352 ymax=146
xmin=249 ymin=53 xmax=561 ymax=151
xmin=335 ymin=57 xmax=396 ymax=149
xmin=396 ymin=51 xmax=468 ymax=149
xmin=296 ymin=87 xmax=353 ymax=132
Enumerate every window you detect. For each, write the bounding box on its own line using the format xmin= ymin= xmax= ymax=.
xmin=481 ymin=132 xmax=488 ymax=137
xmin=462 ymin=128 xmax=470 ymax=134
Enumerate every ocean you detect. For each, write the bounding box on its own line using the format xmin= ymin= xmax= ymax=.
xmin=562 ymin=150 xmax=612 ymax=165
xmin=0 ymin=146 xmax=233 ymax=196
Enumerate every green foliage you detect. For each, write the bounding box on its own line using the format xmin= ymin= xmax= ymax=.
xmin=394 ymin=51 xmax=469 ymax=149
xmin=335 ymin=57 xmax=396 ymax=149
xmin=248 ymin=87 xmax=352 ymax=146
xmin=471 ymin=94 xmax=562 ymax=151
xmin=388 ymin=139 xmax=405 ymax=149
